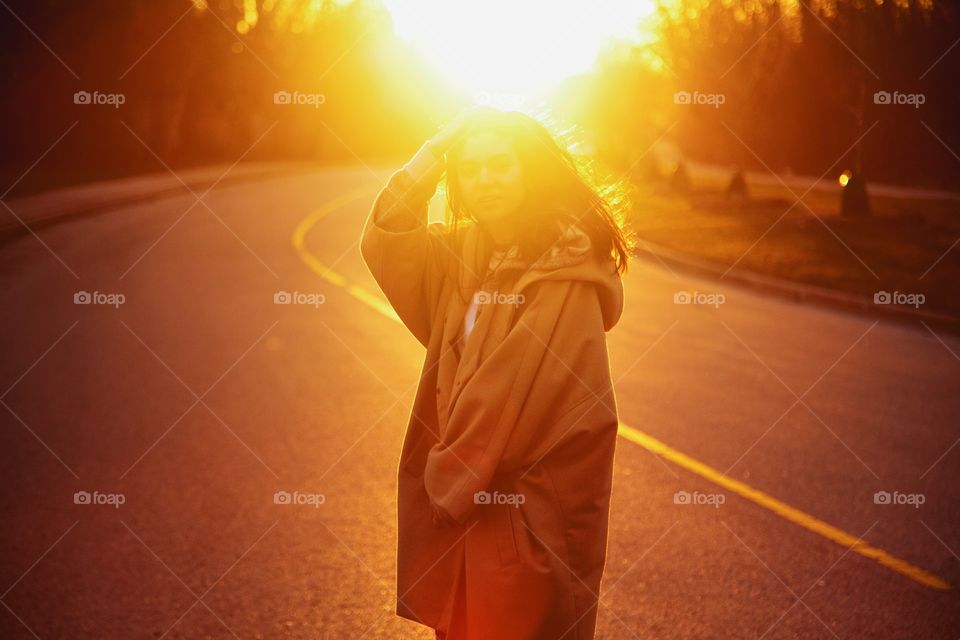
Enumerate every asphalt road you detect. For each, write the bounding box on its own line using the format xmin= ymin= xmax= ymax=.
xmin=1 ymin=166 xmax=958 ymax=639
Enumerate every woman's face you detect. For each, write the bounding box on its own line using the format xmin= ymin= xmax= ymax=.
xmin=454 ymin=132 xmax=526 ymax=224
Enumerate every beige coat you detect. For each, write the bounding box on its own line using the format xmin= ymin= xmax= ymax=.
xmin=360 ymin=167 xmax=624 ymax=639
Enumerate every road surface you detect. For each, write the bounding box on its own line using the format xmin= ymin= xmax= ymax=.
xmin=1 ymin=166 xmax=958 ymax=638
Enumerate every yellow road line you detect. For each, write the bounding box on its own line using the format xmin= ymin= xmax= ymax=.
xmin=617 ymin=424 xmax=950 ymax=591
xmin=292 ymin=193 xmax=951 ymax=592
xmin=291 ymin=186 xmax=402 ymax=323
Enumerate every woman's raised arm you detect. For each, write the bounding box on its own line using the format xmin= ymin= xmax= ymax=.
xmin=359 ymin=141 xmax=456 ymax=347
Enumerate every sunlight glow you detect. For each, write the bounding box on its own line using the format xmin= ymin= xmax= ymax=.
xmin=381 ymin=0 xmax=655 ymax=97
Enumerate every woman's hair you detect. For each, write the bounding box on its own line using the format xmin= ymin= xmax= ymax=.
xmin=442 ymin=108 xmax=633 ymax=275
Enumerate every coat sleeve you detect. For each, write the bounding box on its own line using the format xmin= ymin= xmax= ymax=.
xmin=359 ymin=146 xmax=456 ymax=348
xmin=423 ymin=279 xmax=603 ymax=523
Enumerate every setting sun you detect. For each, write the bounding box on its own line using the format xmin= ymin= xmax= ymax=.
xmin=381 ymin=0 xmax=655 ymax=97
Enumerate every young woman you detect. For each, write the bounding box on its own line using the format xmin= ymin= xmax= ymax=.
xmin=360 ymin=108 xmax=631 ymax=640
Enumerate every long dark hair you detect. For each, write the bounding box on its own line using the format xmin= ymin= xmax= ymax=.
xmin=442 ymin=108 xmax=633 ymax=275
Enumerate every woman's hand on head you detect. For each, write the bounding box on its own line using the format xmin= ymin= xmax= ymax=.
xmin=408 ymin=106 xmax=495 ymax=183
xmin=428 ymin=107 xmax=491 ymax=156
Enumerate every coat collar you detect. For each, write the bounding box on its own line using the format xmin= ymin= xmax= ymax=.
xmin=450 ymin=218 xmax=623 ymax=331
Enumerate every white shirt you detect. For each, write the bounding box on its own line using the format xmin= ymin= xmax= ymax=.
xmin=463 ymin=246 xmax=517 ymax=343
xmin=463 ymin=295 xmax=480 ymax=341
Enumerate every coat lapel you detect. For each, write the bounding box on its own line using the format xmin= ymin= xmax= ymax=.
xmin=442 ymin=232 xmax=530 ymax=425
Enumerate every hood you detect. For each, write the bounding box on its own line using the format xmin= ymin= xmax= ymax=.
xmin=456 ymin=219 xmax=624 ymax=332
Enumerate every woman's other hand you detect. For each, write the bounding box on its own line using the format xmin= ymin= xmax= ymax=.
xmin=430 ymin=500 xmax=457 ymax=527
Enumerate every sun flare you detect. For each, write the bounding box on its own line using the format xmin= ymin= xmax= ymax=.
xmin=381 ymin=0 xmax=655 ymax=99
